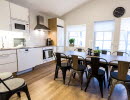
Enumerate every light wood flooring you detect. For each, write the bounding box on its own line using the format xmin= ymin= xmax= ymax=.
xmin=10 ymin=62 xmax=128 ymax=100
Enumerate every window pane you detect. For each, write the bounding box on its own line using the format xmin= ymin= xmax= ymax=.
xmin=104 ymin=32 xmax=112 ymax=40
xmin=95 ymin=41 xmax=103 ymax=49
xmin=95 ymin=32 xmax=103 ymax=40
xmin=119 ymin=41 xmax=126 ymax=51
xmin=103 ymin=41 xmax=111 ymax=50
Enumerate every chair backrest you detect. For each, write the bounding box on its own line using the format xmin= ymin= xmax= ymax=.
xmin=71 ymin=55 xmax=85 ymax=70
xmin=55 ymin=52 xmax=68 ymax=67
xmin=71 ymin=55 xmax=79 ymax=70
xmin=101 ymin=50 xmax=111 ymax=55
xmin=91 ymin=57 xmax=100 ymax=75
xmin=101 ymin=50 xmax=107 ymax=54
xmin=112 ymin=51 xmax=129 ymax=56
xmin=118 ymin=61 xmax=130 ymax=80
xmin=74 ymin=48 xmax=85 ymax=52
xmin=86 ymin=57 xmax=107 ymax=76
xmin=55 ymin=53 xmax=61 ymax=66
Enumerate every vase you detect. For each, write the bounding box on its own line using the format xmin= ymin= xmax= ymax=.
xmin=94 ymin=53 xmax=100 ymax=56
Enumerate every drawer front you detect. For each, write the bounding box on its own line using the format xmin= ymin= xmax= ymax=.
xmin=0 ymin=62 xmax=17 ymax=72
xmin=0 ymin=53 xmax=17 ymax=64
xmin=0 ymin=50 xmax=16 ymax=55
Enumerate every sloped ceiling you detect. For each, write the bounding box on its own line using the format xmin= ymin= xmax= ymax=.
xmin=9 ymin=0 xmax=90 ymax=17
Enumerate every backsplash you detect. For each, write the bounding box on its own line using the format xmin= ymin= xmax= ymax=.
xmin=0 ymin=30 xmax=48 ymax=48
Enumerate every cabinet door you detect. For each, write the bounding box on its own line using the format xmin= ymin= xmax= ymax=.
xmin=10 ymin=3 xmax=29 ymax=21
xmin=17 ymin=49 xmax=34 ymax=71
xmin=31 ymin=48 xmax=43 ymax=66
xmin=0 ymin=0 xmax=10 ymax=31
xmin=0 ymin=62 xmax=17 ymax=73
xmin=57 ymin=18 xmax=64 ymax=27
xmin=57 ymin=27 xmax=64 ymax=46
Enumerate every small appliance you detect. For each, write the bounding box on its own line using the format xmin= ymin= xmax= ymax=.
xmin=46 ymin=38 xmax=53 ymax=46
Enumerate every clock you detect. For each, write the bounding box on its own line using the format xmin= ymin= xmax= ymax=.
xmin=113 ymin=7 xmax=125 ymax=18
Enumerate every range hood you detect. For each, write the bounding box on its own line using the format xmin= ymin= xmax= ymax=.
xmin=34 ymin=16 xmax=50 ymax=31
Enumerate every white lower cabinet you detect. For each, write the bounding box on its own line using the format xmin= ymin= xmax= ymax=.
xmin=17 ymin=48 xmax=43 ymax=72
xmin=0 ymin=50 xmax=17 ymax=72
xmin=0 ymin=62 xmax=17 ymax=73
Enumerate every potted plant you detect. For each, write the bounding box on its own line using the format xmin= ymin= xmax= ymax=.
xmin=93 ymin=50 xmax=101 ymax=56
xmin=69 ymin=38 xmax=75 ymax=46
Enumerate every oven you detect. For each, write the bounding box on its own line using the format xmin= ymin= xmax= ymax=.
xmin=42 ymin=47 xmax=54 ymax=62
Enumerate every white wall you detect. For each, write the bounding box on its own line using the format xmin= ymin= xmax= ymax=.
xmin=26 ymin=10 xmax=51 ymax=46
xmin=62 ymin=0 xmax=130 ymax=52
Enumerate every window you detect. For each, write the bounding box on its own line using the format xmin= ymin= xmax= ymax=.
xmin=119 ymin=18 xmax=130 ymax=54
xmin=66 ymin=25 xmax=86 ymax=47
xmin=94 ymin=20 xmax=115 ymax=50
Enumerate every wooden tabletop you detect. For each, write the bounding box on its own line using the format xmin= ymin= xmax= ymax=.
xmin=63 ymin=51 xmax=130 ymax=65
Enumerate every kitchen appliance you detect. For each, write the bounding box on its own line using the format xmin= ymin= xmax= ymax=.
xmin=46 ymin=38 xmax=53 ymax=46
xmin=11 ymin=19 xmax=29 ymax=33
xmin=34 ymin=16 xmax=50 ymax=31
xmin=43 ymin=47 xmax=54 ymax=63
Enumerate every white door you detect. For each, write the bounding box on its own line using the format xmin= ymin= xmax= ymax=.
xmin=57 ymin=27 xmax=64 ymax=46
xmin=0 ymin=0 xmax=10 ymax=31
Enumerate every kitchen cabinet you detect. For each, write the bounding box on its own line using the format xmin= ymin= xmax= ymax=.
xmin=48 ymin=18 xmax=64 ymax=52
xmin=0 ymin=50 xmax=17 ymax=72
xmin=17 ymin=48 xmax=43 ymax=71
xmin=0 ymin=0 xmax=11 ymax=31
xmin=10 ymin=3 xmax=29 ymax=22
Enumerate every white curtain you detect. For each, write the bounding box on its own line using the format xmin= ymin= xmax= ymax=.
xmin=94 ymin=20 xmax=115 ymax=32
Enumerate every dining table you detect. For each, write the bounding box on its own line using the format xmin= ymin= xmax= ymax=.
xmin=62 ymin=51 xmax=130 ymax=79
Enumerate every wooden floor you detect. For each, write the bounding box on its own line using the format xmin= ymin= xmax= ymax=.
xmin=10 ymin=62 xmax=128 ymax=100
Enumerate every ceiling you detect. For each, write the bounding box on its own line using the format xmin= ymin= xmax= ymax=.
xmin=9 ymin=0 xmax=90 ymax=17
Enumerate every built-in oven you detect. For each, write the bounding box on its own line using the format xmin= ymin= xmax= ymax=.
xmin=11 ymin=19 xmax=29 ymax=33
xmin=42 ymin=47 xmax=54 ymax=63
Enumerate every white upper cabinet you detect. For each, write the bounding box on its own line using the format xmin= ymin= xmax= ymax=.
xmin=10 ymin=3 xmax=29 ymax=22
xmin=57 ymin=18 xmax=64 ymax=27
xmin=0 ymin=0 xmax=10 ymax=31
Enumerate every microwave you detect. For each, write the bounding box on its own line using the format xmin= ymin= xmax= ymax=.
xmin=11 ymin=19 xmax=29 ymax=33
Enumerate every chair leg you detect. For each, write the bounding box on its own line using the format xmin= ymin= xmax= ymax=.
xmin=61 ymin=68 xmax=67 ymax=84
xmin=0 ymin=93 xmax=11 ymax=100
xmin=68 ymin=71 xmax=73 ymax=86
xmin=105 ymin=67 xmax=109 ymax=80
xmin=54 ymin=65 xmax=59 ymax=80
xmin=108 ymin=78 xmax=116 ymax=99
xmin=85 ymin=71 xmax=87 ymax=78
xmin=85 ymin=75 xmax=91 ymax=92
xmin=108 ymin=77 xmax=112 ymax=89
xmin=103 ymin=76 xmax=106 ymax=88
xmin=98 ymin=79 xmax=103 ymax=98
xmin=23 ymin=85 xmax=31 ymax=100
xmin=17 ymin=92 xmax=21 ymax=97
xmin=77 ymin=71 xmax=84 ymax=90
xmin=73 ymin=72 xmax=76 ymax=79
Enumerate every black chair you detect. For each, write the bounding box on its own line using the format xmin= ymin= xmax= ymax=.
xmin=74 ymin=48 xmax=86 ymax=52
xmin=0 ymin=78 xmax=31 ymax=100
xmin=68 ymin=55 xmax=87 ymax=90
xmin=54 ymin=52 xmax=71 ymax=84
xmin=108 ymin=61 xmax=130 ymax=100
xmin=85 ymin=57 xmax=107 ymax=98
xmin=101 ymin=50 xmax=111 ymax=55
xmin=112 ymin=51 xmax=129 ymax=56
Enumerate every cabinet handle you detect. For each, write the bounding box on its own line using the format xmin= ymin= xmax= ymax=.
xmin=0 ymin=54 xmax=10 ymax=58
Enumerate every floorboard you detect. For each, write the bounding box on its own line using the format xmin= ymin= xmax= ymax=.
xmin=10 ymin=63 xmax=128 ymax=100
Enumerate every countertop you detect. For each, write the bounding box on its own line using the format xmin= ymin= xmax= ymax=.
xmin=0 ymin=45 xmax=55 ymax=51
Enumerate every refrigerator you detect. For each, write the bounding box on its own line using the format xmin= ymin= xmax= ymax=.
xmin=57 ymin=26 xmax=64 ymax=53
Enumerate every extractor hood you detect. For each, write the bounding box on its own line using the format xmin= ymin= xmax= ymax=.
xmin=34 ymin=16 xmax=50 ymax=31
